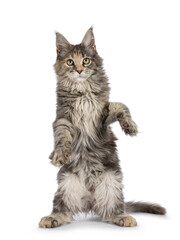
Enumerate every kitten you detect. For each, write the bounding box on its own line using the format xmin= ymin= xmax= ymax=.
xmin=39 ymin=28 xmax=166 ymax=228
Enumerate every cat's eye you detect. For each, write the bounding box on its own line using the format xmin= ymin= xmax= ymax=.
xmin=83 ymin=58 xmax=90 ymax=65
xmin=66 ymin=59 xmax=74 ymax=66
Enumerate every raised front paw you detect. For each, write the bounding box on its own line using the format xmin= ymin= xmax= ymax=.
xmin=120 ymin=120 xmax=138 ymax=136
xmin=49 ymin=144 xmax=71 ymax=167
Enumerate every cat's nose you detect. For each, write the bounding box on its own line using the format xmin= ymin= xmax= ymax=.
xmin=76 ymin=69 xmax=83 ymax=74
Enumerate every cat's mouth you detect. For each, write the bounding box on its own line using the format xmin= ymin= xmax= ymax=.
xmin=67 ymin=71 xmax=92 ymax=82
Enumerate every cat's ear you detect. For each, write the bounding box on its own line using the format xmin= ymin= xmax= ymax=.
xmin=81 ymin=28 xmax=96 ymax=53
xmin=56 ymin=32 xmax=72 ymax=57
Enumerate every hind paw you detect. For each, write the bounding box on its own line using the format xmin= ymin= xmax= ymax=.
xmin=39 ymin=216 xmax=59 ymax=228
xmin=39 ymin=214 xmax=73 ymax=228
xmin=105 ymin=215 xmax=137 ymax=227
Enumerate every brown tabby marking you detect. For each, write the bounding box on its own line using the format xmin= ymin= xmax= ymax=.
xmin=39 ymin=28 xmax=166 ymax=228
xmin=73 ymin=53 xmax=85 ymax=72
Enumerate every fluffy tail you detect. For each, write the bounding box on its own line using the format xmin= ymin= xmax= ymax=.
xmin=126 ymin=201 xmax=166 ymax=215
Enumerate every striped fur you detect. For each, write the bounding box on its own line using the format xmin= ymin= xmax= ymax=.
xmin=39 ymin=28 xmax=166 ymax=228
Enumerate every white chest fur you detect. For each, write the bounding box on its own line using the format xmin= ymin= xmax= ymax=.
xmin=71 ymin=91 xmax=103 ymax=137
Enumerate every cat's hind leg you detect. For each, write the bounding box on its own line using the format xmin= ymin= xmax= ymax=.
xmin=39 ymin=171 xmax=88 ymax=228
xmin=93 ymin=170 xmax=137 ymax=227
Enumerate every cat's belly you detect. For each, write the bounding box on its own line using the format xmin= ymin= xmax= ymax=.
xmin=70 ymin=93 xmax=108 ymax=174
xmin=68 ymin=93 xmax=109 ymax=191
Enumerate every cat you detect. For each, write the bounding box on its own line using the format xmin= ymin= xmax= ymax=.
xmin=39 ymin=28 xmax=166 ymax=228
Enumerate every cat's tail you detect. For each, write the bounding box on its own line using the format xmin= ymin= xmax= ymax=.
xmin=125 ymin=201 xmax=166 ymax=215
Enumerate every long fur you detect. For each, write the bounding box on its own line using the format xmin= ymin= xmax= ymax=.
xmin=126 ymin=201 xmax=166 ymax=215
xmin=39 ymin=28 xmax=166 ymax=228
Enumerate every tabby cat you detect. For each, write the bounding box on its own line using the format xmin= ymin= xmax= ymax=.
xmin=39 ymin=28 xmax=166 ymax=228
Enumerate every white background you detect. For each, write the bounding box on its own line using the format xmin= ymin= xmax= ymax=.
xmin=0 ymin=0 xmax=180 ymax=239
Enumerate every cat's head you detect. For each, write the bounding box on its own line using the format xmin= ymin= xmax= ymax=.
xmin=54 ymin=28 xmax=102 ymax=82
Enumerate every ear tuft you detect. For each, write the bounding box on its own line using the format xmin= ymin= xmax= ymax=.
xmin=54 ymin=30 xmax=59 ymax=35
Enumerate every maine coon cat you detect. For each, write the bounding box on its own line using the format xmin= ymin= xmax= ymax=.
xmin=39 ymin=28 xmax=166 ymax=228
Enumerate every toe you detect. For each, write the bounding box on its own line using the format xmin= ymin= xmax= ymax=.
xmin=39 ymin=216 xmax=59 ymax=228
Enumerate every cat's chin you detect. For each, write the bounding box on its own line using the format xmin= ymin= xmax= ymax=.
xmin=73 ymin=77 xmax=88 ymax=82
xmin=68 ymin=75 xmax=91 ymax=83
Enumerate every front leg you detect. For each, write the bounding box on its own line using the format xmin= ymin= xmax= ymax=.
xmin=105 ymin=102 xmax=138 ymax=136
xmin=49 ymin=118 xmax=74 ymax=167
